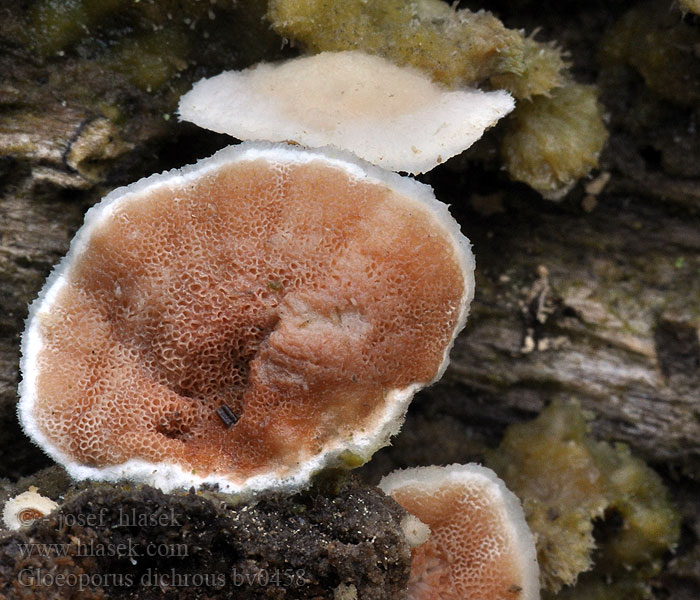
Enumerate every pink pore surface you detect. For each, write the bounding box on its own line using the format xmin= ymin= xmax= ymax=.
xmin=393 ymin=483 xmax=525 ymax=600
xmin=31 ymin=158 xmax=465 ymax=482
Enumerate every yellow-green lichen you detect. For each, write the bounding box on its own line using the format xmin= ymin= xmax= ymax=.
xmin=600 ymin=2 xmax=700 ymax=106
xmin=500 ymin=84 xmax=609 ymax=200
xmin=589 ymin=441 xmax=681 ymax=576
xmin=487 ymin=401 xmax=680 ymax=594
xmin=267 ymin=0 xmax=566 ymax=98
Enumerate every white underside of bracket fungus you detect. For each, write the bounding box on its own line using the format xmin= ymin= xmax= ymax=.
xmin=19 ymin=142 xmax=474 ymax=496
xmin=179 ymin=51 xmax=514 ymax=174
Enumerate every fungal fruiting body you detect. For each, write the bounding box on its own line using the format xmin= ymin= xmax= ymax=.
xmin=380 ymin=464 xmax=540 ymax=600
xmin=178 ymin=51 xmax=515 ymax=174
xmin=19 ymin=142 xmax=474 ymax=495
xmin=2 ymin=488 xmax=58 ymax=530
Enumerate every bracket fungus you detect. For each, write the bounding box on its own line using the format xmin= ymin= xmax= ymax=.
xmin=380 ymin=464 xmax=540 ymax=600
xmin=19 ymin=142 xmax=474 ymax=495
xmin=178 ymin=51 xmax=515 ymax=174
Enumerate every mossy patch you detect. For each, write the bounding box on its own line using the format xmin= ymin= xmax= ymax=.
xmin=267 ymin=0 xmax=566 ymax=97
xmin=500 ymin=84 xmax=608 ymax=199
xmin=487 ymin=401 xmax=680 ymax=594
xmin=486 ymin=401 xmax=607 ymax=592
xmin=590 ymin=440 xmax=681 ymax=576
xmin=490 ymin=34 xmax=567 ymax=100
xmin=599 ymin=1 xmax=700 ymax=107
xmin=679 ymin=0 xmax=700 ymax=16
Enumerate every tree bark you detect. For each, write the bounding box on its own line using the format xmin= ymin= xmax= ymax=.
xmin=425 ymin=173 xmax=700 ymax=477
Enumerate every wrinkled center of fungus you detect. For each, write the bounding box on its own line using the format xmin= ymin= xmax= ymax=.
xmin=32 ymin=157 xmax=465 ymax=482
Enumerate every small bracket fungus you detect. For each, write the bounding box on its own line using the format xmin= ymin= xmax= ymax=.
xmin=380 ymin=464 xmax=540 ymax=600
xmin=400 ymin=513 xmax=431 ymax=550
xmin=19 ymin=142 xmax=474 ymax=495
xmin=178 ymin=51 xmax=514 ymax=174
xmin=2 ymin=487 xmax=58 ymax=531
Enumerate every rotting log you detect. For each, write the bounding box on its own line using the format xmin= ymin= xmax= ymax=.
xmin=425 ymin=177 xmax=700 ymax=477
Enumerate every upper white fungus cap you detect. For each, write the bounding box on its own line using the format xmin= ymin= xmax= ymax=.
xmin=178 ymin=51 xmax=515 ymax=174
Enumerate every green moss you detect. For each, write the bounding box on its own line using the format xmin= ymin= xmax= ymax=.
xmin=486 ymin=402 xmax=607 ymax=592
xmin=107 ymin=29 xmax=190 ymax=92
xmin=490 ymin=35 xmax=567 ymax=100
xmin=27 ymin=0 xmax=125 ymax=56
xmin=500 ymin=84 xmax=608 ymax=199
xmin=599 ymin=2 xmax=700 ymax=106
xmin=267 ymin=0 xmax=566 ymax=98
xmin=487 ymin=401 xmax=680 ymax=594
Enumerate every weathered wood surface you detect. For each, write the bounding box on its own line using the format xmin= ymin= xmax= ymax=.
xmin=425 ymin=178 xmax=700 ymax=474
xmin=0 ymin=0 xmax=280 ymax=477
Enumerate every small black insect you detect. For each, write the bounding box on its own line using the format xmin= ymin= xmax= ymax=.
xmin=216 ymin=405 xmax=239 ymax=428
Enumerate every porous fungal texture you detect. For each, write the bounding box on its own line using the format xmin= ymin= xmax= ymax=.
xmin=380 ymin=464 xmax=540 ymax=600
xmin=2 ymin=487 xmax=58 ymax=531
xmin=178 ymin=51 xmax=514 ymax=174
xmin=19 ymin=142 xmax=474 ymax=495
